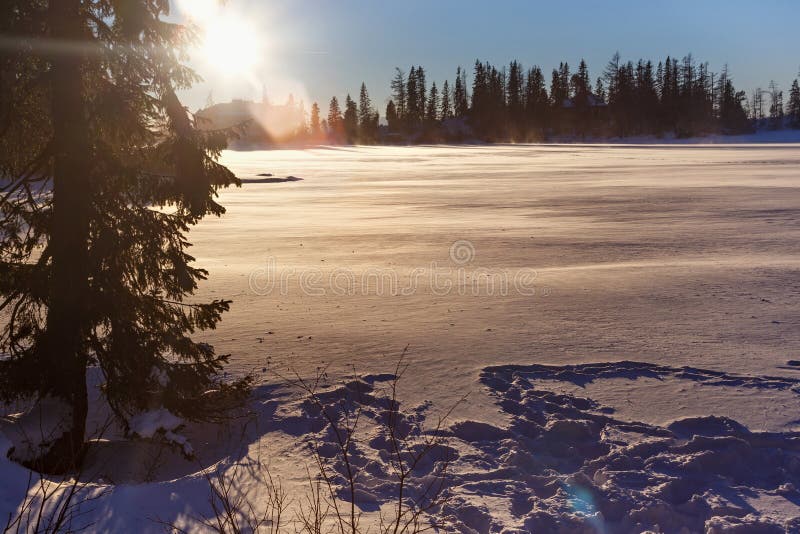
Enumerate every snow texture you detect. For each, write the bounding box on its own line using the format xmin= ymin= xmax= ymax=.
xmin=255 ymin=362 xmax=800 ymax=532
xmin=2 ymin=357 xmax=800 ymax=532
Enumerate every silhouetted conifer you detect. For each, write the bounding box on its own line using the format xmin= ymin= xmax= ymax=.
xmin=768 ymin=80 xmax=784 ymax=129
xmin=0 ymin=0 xmax=248 ymax=472
xmin=391 ymin=68 xmax=407 ymax=125
xmin=406 ymin=66 xmax=419 ymax=131
xmin=358 ymin=83 xmax=378 ymax=143
xmin=310 ymin=102 xmax=322 ymax=136
xmin=327 ymin=96 xmax=344 ymax=141
xmin=427 ymin=82 xmax=439 ymax=123
xmin=440 ymin=79 xmax=453 ymax=120
xmin=507 ymin=61 xmax=524 ymax=138
xmin=453 ymin=66 xmax=469 ymax=118
xmin=525 ymin=66 xmax=549 ymax=136
xmin=343 ymin=94 xmax=359 ymax=143
xmin=413 ymin=66 xmax=428 ymax=130
xmin=789 ymin=79 xmax=800 ymax=127
xmin=595 ymin=78 xmax=607 ymax=103
xmin=386 ymin=100 xmax=399 ymax=133
xmin=716 ymin=65 xmax=749 ymax=133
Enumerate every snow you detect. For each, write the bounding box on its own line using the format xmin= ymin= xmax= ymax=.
xmin=0 ymin=432 xmax=36 ymax=518
xmin=128 ymin=408 xmax=193 ymax=457
xmin=4 ymin=143 xmax=800 ymax=531
xmin=433 ymin=361 xmax=800 ymax=531
xmin=3 ymin=396 xmax=73 ymax=464
xmin=128 ymin=409 xmax=183 ymax=440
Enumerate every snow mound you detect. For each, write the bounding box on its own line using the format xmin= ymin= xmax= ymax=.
xmin=128 ymin=409 xmax=192 ymax=457
xmin=129 ymin=409 xmax=183 ymax=439
xmin=3 ymin=397 xmax=72 ymax=464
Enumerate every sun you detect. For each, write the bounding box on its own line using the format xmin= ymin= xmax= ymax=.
xmin=200 ymin=13 xmax=261 ymax=77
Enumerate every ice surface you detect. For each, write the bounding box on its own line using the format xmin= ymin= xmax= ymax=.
xmin=193 ymin=144 xmax=800 ymax=423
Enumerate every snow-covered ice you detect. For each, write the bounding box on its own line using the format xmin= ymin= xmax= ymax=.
xmin=3 ymin=143 xmax=800 ymax=531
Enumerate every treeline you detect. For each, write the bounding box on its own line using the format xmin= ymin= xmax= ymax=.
xmin=309 ymin=53 xmax=800 ymax=144
xmin=312 ymin=82 xmax=380 ymax=144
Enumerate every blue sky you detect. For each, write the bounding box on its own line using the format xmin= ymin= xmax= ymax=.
xmin=177 ymin=0 xmax=800 ymax=113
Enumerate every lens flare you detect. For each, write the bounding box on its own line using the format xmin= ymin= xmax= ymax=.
xmin=174 ymin=0 xmax=218 ymax=23
xmin=175 ymin=0 xmax=263 ymax=78
xmin=200 ymin=14 xmax=261 ymax=77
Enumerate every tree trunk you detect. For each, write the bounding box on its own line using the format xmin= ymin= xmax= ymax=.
xmin=31 ymin=0 xmax=91 ymax=474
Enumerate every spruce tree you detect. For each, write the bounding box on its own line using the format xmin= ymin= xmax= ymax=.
xmin=717 ymin=65 xmax=749 ymax=133
xmin=470 ymin=61 xmax=488 ymax=134
xmin=550 ymin=65 xmax=569 ymax=106
xmin=559 ymin=63 xmax=571 ymax=99
xmin=525 ymin=66 xmax=549 ymax=135
xmin=327 ymin=96 xmax=344 ymax=141
xmin=594 ymin=78 xmax=607 ymax=103
xmin=549 ymin=67 xmax=565 ymax=132
xmin=390 ymin=68 xmax=407 ymax=127
xmin=571 ymin=59 xmax=592 ymax=134
xmin=358 ymin=83 xmax=377 ymax=143
xmin=604 ymin=52 xmax=622 ymax=106
xmin=343 ymin=94 xmax=359 ymax=143
xmin=488 ymin=65 xmax=506 ymax=138
xmin=310 ymin=102 xmax=322 ymax=136
xmin=695 ymin=62 xmax=713 ymax=129
xmin=636 ymin=60 xmax=659 ymax=133
xmin=788 ymin=79 xmax=800 ymax=127
xmin=751 ymin=88 xmax=765 ymax=121
xmin=406 ymin=66 xmax=419 ymax=130
xmin=661 ymin=56 xmax=676 ymax=130
xmin=680 ymin=55 xmax=696 ymax=103
xmin=655 ymin=61 xmax=664 ymax=100
xmin=386 ymin=101 xmax=399 ymax=132
xmin=572 ymin=60 xmax=591 ymax=103
xmin=1 ymin=0 xmax=247 ymax=472
xmin=507 ymin=61 xmax=524 ymax=138
xmin=453 ymin=67 xmax=469 ymax=119
xmin=426 ymin=82 xmax=439 ymax=124
xmin=416 ymin=67 xmax=428 ymax=125
xmin=440 ymin=79 xmax=453 ymax=121
xmin=768 ymin=80 xmax=784 ymax=129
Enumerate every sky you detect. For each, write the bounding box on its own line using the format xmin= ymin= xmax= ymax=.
xmin=175 ymin=0 xmax=800 ymax=113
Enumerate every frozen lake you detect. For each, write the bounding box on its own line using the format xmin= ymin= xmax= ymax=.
xmin=7 ymin=144 xmax=800 ymax=532
xmin=194 ymin=144 xmax=800 ymax=428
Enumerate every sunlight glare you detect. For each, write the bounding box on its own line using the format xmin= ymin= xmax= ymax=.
xmin=200 ymin=14 xmax=261 ymax=77
xmin=175 ymin=0 xmax=218 ymax=23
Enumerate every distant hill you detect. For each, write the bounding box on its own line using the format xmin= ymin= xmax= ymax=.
xmin=196 ymin=98 xmax=306 ymax=146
